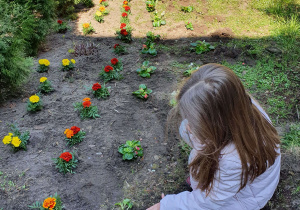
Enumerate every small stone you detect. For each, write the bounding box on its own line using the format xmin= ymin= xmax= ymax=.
xmin=89 ymin=145 xmax=96 ymax=148
xmin=152 ymin=164 xmax=159 ymax=169
xmin=96 ymin=152 xmax=103 ymax=155
xmin=154 ymin=155 xmax=160 ymax=160
xmin=265 ymin=46 xmax=282 ymax=54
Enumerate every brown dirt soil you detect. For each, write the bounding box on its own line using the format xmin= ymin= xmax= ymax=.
xmin=0 ymin=0 xmax=297 ymax=209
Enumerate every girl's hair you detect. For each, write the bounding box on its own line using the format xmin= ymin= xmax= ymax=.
xmin=169 ymin=63 xmax=280 ymax=195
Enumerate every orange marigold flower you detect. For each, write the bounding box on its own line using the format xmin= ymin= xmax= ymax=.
xmin=83 ymin=101 xmax=92 ymax=108
xmin=123 ymin=1 xmax=128 ymax=4
xmin=83 ymin=97 xmax=91 ymax=102
xmin=43 ymin=197 xmax=56 ymax=209
xmin=64 ymin=129 xmax=74 ymax=138
xmin=99 ymin=6 xmax=105 ymax=12
xmin=83 ymin=23 xmax=90 ymax=28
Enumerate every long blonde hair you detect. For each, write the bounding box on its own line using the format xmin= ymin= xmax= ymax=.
xmin=170 ymin=63 xmax=280 ymax=194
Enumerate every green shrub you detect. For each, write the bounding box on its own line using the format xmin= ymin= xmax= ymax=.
xmin=0 ymin=1 xmax=34 ymax=98
xmin=55 ymin=0 xmax=77 ymax=20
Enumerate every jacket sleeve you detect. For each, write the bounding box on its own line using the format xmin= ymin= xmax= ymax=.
xmin=160 ymin=158 xmax=242 ymax=210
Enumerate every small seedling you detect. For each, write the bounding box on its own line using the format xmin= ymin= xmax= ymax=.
xmin=190 ymin=40 xmax=215 ymax=54
xmin=146 ymin=0 xmax=156 ymax=12
xmin=136 ymin=61 xmax=156 ymax=78
xmin=115 ymin=198 xmax=133 ymax=210
xmin=152 ymin=11 xmax=166 ymax=27
xmin=185 ymin=22 xmax=194 ymax=31
xmin=181 ymin=6 xmax=193 ymax=13
xmin=132 ymin=84 xmax=152 ymax=100
xmin=118 ymin=140 xmax=143 ymax=160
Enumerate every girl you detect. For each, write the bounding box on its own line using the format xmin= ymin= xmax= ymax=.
xmin=147 ymin=63 xmax=281 ymax=210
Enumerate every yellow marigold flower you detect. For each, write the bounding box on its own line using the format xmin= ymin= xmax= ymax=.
xmin=99 ymin=0 xmax=102 ymax=3
xmin=71 ymin=59 xmax=76 ymax=64
xmin=29 ymin=95 xmax=40 ymax=103
xmin=2 ymin=135 xmax=12 ymax=144
xmin=39 ymin=59 xmax=45 ymax=65
xmin=83 ymin=23 xmax=90 ymax=29
xmin=96 ymin=11 xmax=102 ymax=16
xmin=99 ymin=6 xmax=105 ymax=12
xmin=40 ymin=77 xmax=47 ymax=83
xmin=11 ymin=136 xmax=21 ymax=147
xmin=8 ymin=133 xmax=13 ymax=136
xmin=44 ymin=59 xmax=50 ymax=66
xmin=62 ymin=59 xmax=70 ymax=66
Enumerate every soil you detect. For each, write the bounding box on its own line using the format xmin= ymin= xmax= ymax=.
xmin=0 ymin=0 xmax=298 ymax=209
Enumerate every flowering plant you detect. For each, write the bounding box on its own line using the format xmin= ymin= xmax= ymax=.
xmin=185 ymin=21 xmax=194 ymax=30
xmin=113 ymin=44 xmax=127 ymax=55
xmin=53 ymin=151 xmax=78 ymax=174
xmin=146 ymin=0 xmax=156 ymax=12
xmin=2 ymin=124 xmax=30 ymax=152
xmin=94 ymin=11 xmax=104 ymax=23
xmin=90 ymin=82 xmax=110 ymax=99
xmin=54 ymin=19 xmax=69 ymax=33
xmin=116 ymin=24 xmax=132 ymax=43
xmin=121 ymin=5 xmax=131 ymax=14
xmin=136 ymin=61 xmax=156 ymax=78
xmin=37 ymin=59 xmax=50 ymax=73
xmin=99 ymin=65 xmax=123 ymax=82
xmin=121 ymin=12 xmax=129 ymax=24
xmin=39 ymin=77 xmax=54 ymax=93
xmin=99 ymin=6 xmax=109 ymax=15
xmin=28 ymin=193 xmax=62 ymax=210
xmin=27 ymin=94 xmax=43 ymax=112
xmin=110 ymin=58 xmax=123 ymax=71
xmin=99 ymin=0 xmax=108 ymax=7
xmin=141 ymin=31 xmax=160 ymax=56
xmin=132 ymin=84 xmax=152 ymax=100
xmin=118 ymin=140 xmax=143 ymax=160
xmin=74 ymin=98 xmax=100 ymax=119
xmin=82 ymin=23 xmax=95 ymax=35
xmin=64 ymin=126 xmax=86 ymax=146
xmin=61 ymin=58 xmax=75 ymax=71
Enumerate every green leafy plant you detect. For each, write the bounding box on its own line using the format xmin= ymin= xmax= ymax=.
xmin=181 ymin=6 xmax=193 ymax=13
xmin=61 ymin=59 xmax=76 ymax=71
xmin=136 ymin=61 xmax=156 ymax=78
xmin=121 ymin=12 xmax=130 ymax=24
xmin=146 ymin=0 xmax=156 ymax=12
xmin=183 ymin=65 xmax=199 ymax=76
xmin=132 ymin=84 xmax=152 ymax=100
xmin=190 ymin=40 xmax=215 ymax=54
xmin=73 ymin=98 xmax=100 ymax=120
xmin=90 ymin=83 xmax=110 ymax=99
xmin=39 ymin=77 xmax=54 ymax=94
xmin=99 ymin=65 xmax=124 ymax=82
xmin=100 ymin=0 xmax=109 ymax=7
xmin=118 ymin=140 xmax=143 ymax=160
xmin=121 ymin=5 xmax=131 ymax=14
xmin=115 ymin=198 xmax=133 ymax=210
xmin=27 ymin=94 xmax=42 ymax=112
xmin=82 ymin=23 xmax=95 ymax=35
xmin=185 ymin=22 xmax=194 ymax=30
xmin=64 ymin=126 xmax=86 ymax=146
xmin=53 ymin=151 xmax=78 ymax=174
xmin=29 ymin=192 xmax=62 ymax=210
xmin=2 ymin=124 xmax=30 ymax=152
xmin=54 ymin=20 xmax=69 ymax=33
xmin=141 ymin=31 xmax=160 ymax=56
xmin=281 ymin=123 xmax=300 ymax=149
xmin=113 ymin=44 xmax=127 ymax=55
xmin=152 ymin=11 xmax=166 ymax=27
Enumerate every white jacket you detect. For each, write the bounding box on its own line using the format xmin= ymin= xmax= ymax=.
xmin=160 ymin=101 xmax=281 ymax=210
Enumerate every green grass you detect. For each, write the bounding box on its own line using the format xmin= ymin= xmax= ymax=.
xmin=281 ymin=123 xmax=300 ymax=149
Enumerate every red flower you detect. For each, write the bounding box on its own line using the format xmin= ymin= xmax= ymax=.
xmin=120 ymin=23 xmax=126 ymax=29
xmin=142 ymin=44 xmax=147 ymax=49
xmin=70 ymin=126 xmax=80 ymax=135
xmin=144 ymin=94 xmax=148 ymax=99
xmin=92 ymin=83 xmax=102 ymax=91
xmin=114 ymin=44 xmax=119 ymax=49
xmin=83 ymin=101 xmax=91 ymax=108
xmin=124 ymin=6 xmax=130 ymax=11
xmin=60 ymin=152 xmax=72 ymax=162
xmin=121 ymin=29 xmax=128 ymax=36
xmin=136 ymin=146 xmax=140 ymax=150
xmin=104 ymin=65 xmax=113 ymax=72
xmin=57 ymin=20 xmax=63 ymax=24
xmin=111 ymin=58 xmax=119 ymax=65
xmin=122 ymin=13 xmax=128 ymax=17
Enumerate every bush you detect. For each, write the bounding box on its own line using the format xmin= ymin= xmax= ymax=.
xmin=0 ymin=1 xmax=34 ymax=98
xmin=55 ymin=0 xmax=77 ymax=20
